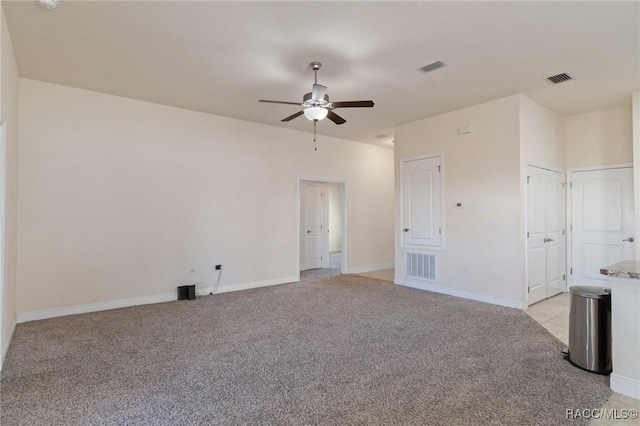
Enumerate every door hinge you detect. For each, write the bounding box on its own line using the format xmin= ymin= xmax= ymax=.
xmin=320 ymin=224 xmax=323 ymax=230
xmin=562 ymin=182 xmax=565 ymax=189
xmin=321 ymin=256 xmax=323 ymax=261
xmin=562 ymin=229 xmax=565 ymax=235
xmin=527 ymin=231 xmax=529 ymax=238
xmin=569 ymin=182 xmax=573 ymax=189
xmin=437 ymin=165 xmax=441 ymax=172
xmin=321 ymin=193 xmax=325 ymax=198
xmin=527 ymin=286 xmax=530 ymax=293
xmin=563 ymin=274 xmax=566 ymax=281
xmin=570 ymin=268 xmax=573 ymax=275
xmin=439 ymin=228 xmax=442 ymax=234
xmin=570 ymin=224 xmax=573 ymax=232
xmin=527 ymin=176 xmax=531 ymax=183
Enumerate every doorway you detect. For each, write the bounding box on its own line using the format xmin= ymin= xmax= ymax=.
xmin=568 ymin=166 xmax=635 ymax=287
xmin=299 ymin=180 xmax=346 ymax=274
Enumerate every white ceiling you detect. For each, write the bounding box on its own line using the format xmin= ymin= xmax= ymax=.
xmin=4 ymin=1 xmax=639 ymax=147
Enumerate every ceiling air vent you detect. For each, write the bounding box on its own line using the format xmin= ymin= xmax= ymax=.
xmin=419 ymin=61 xmax=446 ymax=74
xmin=547 ymin=73 xmax=573 ymax=84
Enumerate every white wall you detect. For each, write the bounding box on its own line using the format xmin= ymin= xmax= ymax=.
xmin=0 ymin=7 xmax=19 ymax=367
xmin=564 ymin=104 xmax=633 ymax=169
xmin=519 ymin=95 xmax=564 ymax=170
xmin=17 ymin=79 xmax=394 ymax=317
xmin=395 ymin=95 xmax=524 ymax=307
xmin=328 ymin=184 xmax=342 ymax=252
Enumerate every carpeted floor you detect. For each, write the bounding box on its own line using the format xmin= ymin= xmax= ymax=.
xmin=1 ymin=269 xmax=611 ymax=425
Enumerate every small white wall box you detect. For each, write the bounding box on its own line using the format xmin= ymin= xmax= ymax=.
xmin=177 ymin=285 xmax=196 ymax=300
xmin=488 ymin=222 xmax=502 ymax=231
xmin=458 ymin=125 xmax=473 ymax=134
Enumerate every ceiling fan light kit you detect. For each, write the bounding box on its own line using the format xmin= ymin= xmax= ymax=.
xmin=304 ymin=106 xmax=328 ymax=121
xmin=259 ymin=62 xmax=374 ymax=149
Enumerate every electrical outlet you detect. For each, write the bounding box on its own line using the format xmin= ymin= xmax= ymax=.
xmin=215 ymin=264 xmax=222 ymax=270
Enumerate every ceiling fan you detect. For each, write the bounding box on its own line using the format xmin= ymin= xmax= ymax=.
xmin=259 ymin=62 xmax=374 ymax=126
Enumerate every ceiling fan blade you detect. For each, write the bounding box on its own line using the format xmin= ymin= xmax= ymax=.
xmin=331 ymin=100 xmax=375 ymax=108
xmin=259 ymin=100 xmax=302 ymax=106
xmin=327 ymin=110 xmax=346 ymax=125
xmin=311 ymin=84 xmax=327 ymax=101
xmin=281 ymin=111 xmax=304 ymax=122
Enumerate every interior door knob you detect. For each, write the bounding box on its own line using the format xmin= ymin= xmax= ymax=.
xmin=622 ymin=237 xmax=635 ymax=242
xmin=403 ymin=228 xmax=410 ymax=232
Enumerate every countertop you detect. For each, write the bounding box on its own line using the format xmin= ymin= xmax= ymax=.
xmin=600 ymin=260 xmax=640 ymax=280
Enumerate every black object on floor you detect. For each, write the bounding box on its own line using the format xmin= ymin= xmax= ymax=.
xmin=177 ymin=285 xmax=196 ymax=300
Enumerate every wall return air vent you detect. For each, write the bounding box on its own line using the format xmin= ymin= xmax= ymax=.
xmin=547 ymin=73 xmax=573 ymax=84
xmin=405 ymin=251 xmax=437 ymax=281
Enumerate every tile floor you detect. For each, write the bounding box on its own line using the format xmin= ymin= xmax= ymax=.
xmin=526 ymin=293 xmax=640 ymax=424
xmin=526 ymin=292 xmax=571 ymax=345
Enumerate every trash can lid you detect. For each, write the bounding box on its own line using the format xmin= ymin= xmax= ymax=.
xmin=569 ymin=286 xmax=611 ymax=299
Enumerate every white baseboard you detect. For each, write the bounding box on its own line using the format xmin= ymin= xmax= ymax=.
xmin=18 ymin=275 xmax=301 ymax=323
xmin=394 ymin=277 xmax=525 ymax=309
xmin=205 ymin=275 xmax=298 ymax=295
xmin=1 ymin=319 xmax=17 ymax=371
xmin=611 ymin=373 xmax=640 ymax=400
xmin=18 ymin=292 xmax=177 ymax=323
xmin=347 ymin=262 xmax=394 ymax=274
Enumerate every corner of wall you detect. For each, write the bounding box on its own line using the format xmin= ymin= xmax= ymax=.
xmin=0 ymin=6 xmax=20 ymax=368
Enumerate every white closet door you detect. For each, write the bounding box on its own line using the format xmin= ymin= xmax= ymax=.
xmin=527 ymin=166 xmax=566 ymax=304
xmin=401 ymin=156 xmax=442 ymax=247
xmin=527 ymin=168 xmax=547 ymax=304
xmin=545 ymin=171 xmax=566 ymax=297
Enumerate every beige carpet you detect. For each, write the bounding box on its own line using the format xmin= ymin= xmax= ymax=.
xmin=1 ymin=269 xmax=611 ymax=425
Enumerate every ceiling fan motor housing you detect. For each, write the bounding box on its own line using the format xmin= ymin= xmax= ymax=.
xmin=303 ymin=92 xmax=330 ymax=106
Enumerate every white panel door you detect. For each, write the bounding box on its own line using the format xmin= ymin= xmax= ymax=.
xmin=527 ymin=170 xmax=547 ymax=303
xmin=571 ymin=167 xmax=635 ymax=287
xmin=304 ymin=184 xmax=325 ymax=270
xmin=526 ymin=166 xmax=566 ymax=304
xmin=545 ymin=171 xmax=566 ymax=297
xmin=401 ymin=157 xmax=442 ymax=247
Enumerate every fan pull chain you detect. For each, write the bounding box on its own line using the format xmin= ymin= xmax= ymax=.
xmin=313 ymin=120 xmax=317 ymax=151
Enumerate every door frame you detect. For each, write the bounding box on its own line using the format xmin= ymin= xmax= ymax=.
xmin=0 ymin=124 xmax=5 ymax=363
xmin=566 ymin=163 xmax=633 ymax=288
xmin=524 ymin=163 xmax=566 ymax=306
xmin=296 ymin=178 xmax=347 ymax=279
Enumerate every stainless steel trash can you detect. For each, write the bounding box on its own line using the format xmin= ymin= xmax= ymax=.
xmin=568 ymin=286 xmax=611 ymax=374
